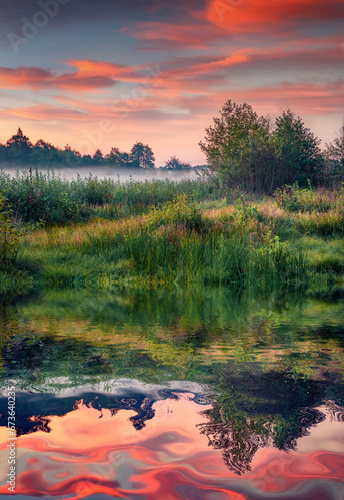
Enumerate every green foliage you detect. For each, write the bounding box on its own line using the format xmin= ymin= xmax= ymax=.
xmin=0 ymin=170 xmax=220 ymax=224
xmin=298 ymin=211 xmax=344 ymax=237
xmin=274 ymin=182 xmax=333 ymax=213
xmin=199 ymin=100 xmax=272 ymax=192
xmin=200 ymin=100 xmax=325 ymax=193
xmin=129 ymin=142 xmax=155 ymax=168
xmin=0 ymin=172 xmax=342 ymax=291
xmin=325 ymin=119 xmax=344 ymax=168
xmin=0 ymin=128 xmax=157 ymax=168
xmin=274 ymin=183 xmax=344 ymax=236
xmin=230 ymin=195 xmax=262 ymax=223
xmin=144 ymin=195 xmax=204 ymax=232
xmin=273 ymin=110 xmax=323 ymax=186
xmin=0 ymin=195 xmax=20 ymax=269
xmin=27 ymin=196 xmax=307 ymax=288
xmin=163 ymin=156 xmax=192 ymax=170
xmin=0 ymin=169 xmax=89 ymax=224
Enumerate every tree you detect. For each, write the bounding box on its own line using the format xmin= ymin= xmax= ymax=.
xmin=164 ymin=156 xmax=191 ymax=170
xmin=323 ymin=120 xmax=344 ymax=185
xmin=199 ymin=100 xmax=324 ymax=193
xmin=129 ymin=142 xmax=155 ymax=168
xmin=326 ymin=120 xmax=344 ymax=166
xmin=272 ymin=109 xmax=323 ymax=186
xmin=93 ymin=149 xmax=104 ymax=165
xmin=199 ymin=100 xmax=272 ymax=192
xmin=31 ymin=139 xmax=61 ymax=164
xmin=6 ymin=128 xmax=32 ymax=162
xmin=105 ymin=147 xmax=130 ymax=168
xmin=62 ymin=144 xmax=82 ymax=166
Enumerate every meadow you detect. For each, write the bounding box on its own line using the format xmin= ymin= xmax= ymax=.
xmin=0 ymin=169 xmax=343 ymax=293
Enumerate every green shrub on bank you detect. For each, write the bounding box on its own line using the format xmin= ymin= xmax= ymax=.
xmin=275 ymin=182 xmax=343 ymax=213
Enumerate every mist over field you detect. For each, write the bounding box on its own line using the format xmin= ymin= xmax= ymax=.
xmin=0 ymin=164 xmax=201 ymax=182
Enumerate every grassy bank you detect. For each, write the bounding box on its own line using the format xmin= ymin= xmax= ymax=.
xmin=1 ymin=175 xmax=344 ymax=292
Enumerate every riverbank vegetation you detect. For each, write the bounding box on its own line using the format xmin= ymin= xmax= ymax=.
xmin=0 ymin=173 xmax=343 ymax=293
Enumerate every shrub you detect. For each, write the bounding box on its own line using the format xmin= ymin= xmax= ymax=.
xmin=275 ymin=182 xmax=333 ymax=213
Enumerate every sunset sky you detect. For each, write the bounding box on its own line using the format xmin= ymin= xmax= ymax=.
xmin=0 ymin=0 xmax=343 ymax=166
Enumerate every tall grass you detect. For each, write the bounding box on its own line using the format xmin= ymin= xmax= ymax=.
xmin=0 ymin=169 xmax=221 ymax=224
xmin=0 ymin=195 xmax=20 ymax=269
xmin=0 ymin=174 xmax=343 ymax=292
xmin=17 ymin=196 xmax=307 ymax=288
xmin=275 ymin=181 xmax=344 ymax=213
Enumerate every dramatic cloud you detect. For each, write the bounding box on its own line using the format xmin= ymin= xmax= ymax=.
xmin=206 ymin=0 xmax=344 ymax=33
xmin=0 ymin=60 xmax=153 ymax=91
xmin=0 ymin=0 xmax=343 ymax=164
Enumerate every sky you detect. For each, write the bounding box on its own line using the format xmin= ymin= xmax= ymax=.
xmin=0 ymin=0 xmax=343 ymax=166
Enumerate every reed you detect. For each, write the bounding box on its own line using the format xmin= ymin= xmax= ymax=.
xmin=1 ymin=175 xmax=343 ymax=292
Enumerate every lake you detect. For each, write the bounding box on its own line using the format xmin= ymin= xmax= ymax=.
xmin=0 ymin=165 xmax=202 ymax=183
xmin=0 ymin=287 xmax=343 ymax=499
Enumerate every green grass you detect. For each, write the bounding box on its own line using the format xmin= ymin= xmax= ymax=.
xmin=1 ymin=176 xmax=344 ymax=292
xmin=0 ymin=168 xmax=220 ymax=224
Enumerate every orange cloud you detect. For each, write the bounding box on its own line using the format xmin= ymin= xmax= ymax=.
xmin=2 ymin=105 xmax=86 ymax=121
xmin=129 ymin=21 xmax=222 ymax=49
xmin=65 ymin=60 xmax=145 ymax=83
xmin=206 ymin=0 xmax=344 ymax=33
xmin=0 ymin=60 xmax=152 ymax=92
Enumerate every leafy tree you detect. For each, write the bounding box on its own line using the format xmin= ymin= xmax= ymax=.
xmin=199 ymin=100 xmax=272 ymax=192
xmin=105 ymin=147 xmax=130 ymax=167
xmin=164 ymin=156 xmax=191 ymax=170
xmin=93 ymin=149 xmax=104 ymax=165
xmin=31 ymin=139 xmax=62 ymax=164
xmin=326 ymin=119 xmax=344 ymax=166
xmin=129 ymin=142 xmax=155 ymax=168
xmin=6 ymin=128 xmax=32 ymax=162
xmin=62 ymin=144 xmax=82 ymax=166
xmin=200 ymin=100 xmax=324 ymax=193
xmin=323 ymin=120 xmax=344 ymax=185
xmin=272 ymin=109 xmax=323 ymax=186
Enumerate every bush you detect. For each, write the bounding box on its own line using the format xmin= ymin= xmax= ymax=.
xmin=275 ymin=182 xmax=335 ymax=213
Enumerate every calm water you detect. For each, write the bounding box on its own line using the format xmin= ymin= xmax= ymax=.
xmin=0 ymin=165 xmax=201 ymax=183
xmin=0 ymin=287 xmax=343 ymax=499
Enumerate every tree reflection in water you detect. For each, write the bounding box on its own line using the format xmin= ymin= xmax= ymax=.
xmin=198 ymin=369 xmax=344 ymax=474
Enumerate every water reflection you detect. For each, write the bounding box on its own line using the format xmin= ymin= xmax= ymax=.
xmin=0 ymin=287 xmax=344 ymax=497
xmin=0 ymin=393 xmax=343 ymax=499
xmin=198 ymin=369 xmax=344 ymax=475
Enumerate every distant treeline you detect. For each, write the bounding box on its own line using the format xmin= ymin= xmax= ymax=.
xmin=0 ymin=129 xmax=200 ymax=170
xmin=0 ymin=129 xmax=156 ymax=168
